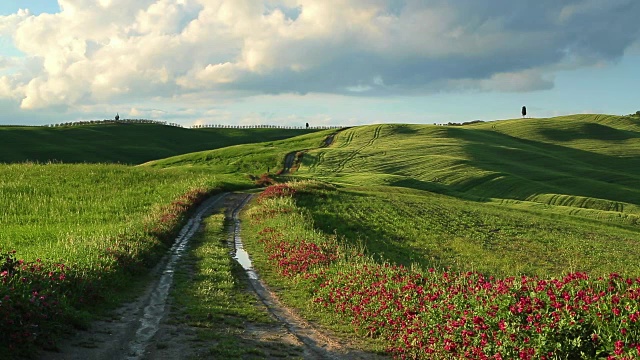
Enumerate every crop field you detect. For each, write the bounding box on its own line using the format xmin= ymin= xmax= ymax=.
xmin=294 ymin=186 xmax=640 ymax=277
xmin=0 ymin=163 xmax=247 ymax=261
xmin=145 ymin=128 xmax=336 ymax=174
xmin=237 ymin=115 xmax=640 ymax=359
xmin=0 ymin=126 xmax=331 ymax=355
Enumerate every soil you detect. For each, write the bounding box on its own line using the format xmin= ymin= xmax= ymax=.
xmin=283 ymin=152 xmax=297 ymax=174
xmin=38 ymin=193 xmax=387 ymax=360
xmin=282 ymin=132 xmax=339 ymax=175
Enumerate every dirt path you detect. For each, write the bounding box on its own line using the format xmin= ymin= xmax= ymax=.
xmin=321 ymin=132 xmax=340 ymax=148
xmin=282 ymin=132 xmax=341 ymax=175
xmin=40 ymin=192 xmax=386 ymax=360
xmin=283 ymin=152 xmax=297 ymax=174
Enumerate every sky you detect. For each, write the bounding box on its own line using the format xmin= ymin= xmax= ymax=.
xmin=0 ymin=1 xmax=639 ymax=127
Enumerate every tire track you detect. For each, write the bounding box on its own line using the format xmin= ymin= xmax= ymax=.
xmin=310 ymin=150 xmax=326 ymax=171
xmin=282 ymin=151 xmax=297 ymax=174
xmin=41 ymin=191 xmax=384 ymax=359
xmin=335 ymin=125 xmax=384 ymax=173
xmin=341 ymin=131 xmax=355 ymax=148
xmin=366 ymin=125 xmax=383 ymax=147
xmin=281 ymin=131 xmax=343 ymax=174
xmin=40 ymin=193 xmax=229 ymax=360
xmin=127 ymin=193 xmax=229 ymax=359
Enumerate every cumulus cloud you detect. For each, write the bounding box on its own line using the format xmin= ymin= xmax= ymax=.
xmin=0 ymin=0 xmax=638 ymax=110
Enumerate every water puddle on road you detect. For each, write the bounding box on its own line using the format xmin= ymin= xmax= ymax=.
xmin=229 ymin=194 xmax=258 ymax=280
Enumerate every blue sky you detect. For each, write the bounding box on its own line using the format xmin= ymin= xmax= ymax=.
xmin=1 ymin=1 xmax=639 ymax=127
xmin=0 ymin=1 xmax=59 ymax=16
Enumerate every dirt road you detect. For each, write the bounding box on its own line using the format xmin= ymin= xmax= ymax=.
xmin=39 ymin=193 xmax=385 ymax=360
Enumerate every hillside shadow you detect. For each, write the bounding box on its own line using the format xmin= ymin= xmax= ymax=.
xmin=539 ymin=122 xmax=639 ymax=142
xmin=344 ymin=125 xmax=640 ymax=208
xmin=299 ymin=152 xmax=319 ymax=170
xmin=0 ymin=126 xmax=321 ymax=164
xmin=295 ymin=191 xmax=440 ymax=269
xmin=442 ymin=126 xmax=640 ymax=207
xmin=387 ymin=178 xmax=491 ymax=203
xmin=388 ymin=124 xmax=420 ymax=135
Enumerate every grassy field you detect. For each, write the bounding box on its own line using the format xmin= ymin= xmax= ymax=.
xmin=0 ymin=163 xmax=249 ymax=354
xmin=294 ymin=186 xmax=640 ymax=277
xmin=0 ymin=163 xmax=247 ymax=261
xmin=241 ymin=181 xmax=640 ymax=359
xmin=0 ymin=123 xmax=321 ymax=164
xmin=297 ymin=114 xmax=640 ymax=214
xmin=144 ymin=128 xmax=336 ymax=174
xmin=0 ymin=128 xmax=336 ymax=355
xmin=236 ymin=114 xmax=640 ymax=358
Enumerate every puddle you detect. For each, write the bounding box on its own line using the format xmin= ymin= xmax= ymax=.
xmin=126 ymin=193 xmax=228 ymax=360
xmin=229 ymin=194 xmax=258 ymax=280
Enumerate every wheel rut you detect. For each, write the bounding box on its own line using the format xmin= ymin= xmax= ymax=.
xmin=39 ymin=193 xmax=229 ymax=360
xmin=282 ymin=131 xmax=342 ymax=175
xmin=40 ymin=192 xmax=385 ymax=360
xmin=228 ymin=194 xmax=386 ymax=360
xmin=335 ymin=125 xmax=384 ymax=172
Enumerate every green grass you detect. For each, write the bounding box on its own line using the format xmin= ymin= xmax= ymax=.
xmin=4 ymin=113 xmax=640 ymax=357
xmin=0 ymin=163 xmax=247 ymax=262
xmin=0 ymin=123 xmax=321 ymax=164
xmin=145 ymin=129 xmax=336 ymax=175
xmin=295 ymin=185 xmax=640 ymax=277
xmin=172 ymin=213 xmax=272 ymax=326
xmin=234 ymin=115 xmax=640 ymax=356
xmin=296 ymin=115 xmax=640 ymax=215
xmin=0 ymin=163 xmax=249 ymax=354
xmin=240 ymin=183 xmax=388 ymax=354
xmin=240 ymin=181 xmax=640 ymax=359
xmin=0 ymin=125 xmax=336 ymax=355
xmin=263 ymin=114 xmax=640 ymax=276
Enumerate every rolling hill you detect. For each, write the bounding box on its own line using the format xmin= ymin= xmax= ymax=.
xmin=0 ymin=123 xmax=322 ymax=164
xmin=235 ymin=114 xmax=640 ymax=358
xmin=143 ymin=128 xmax=337 ymax=175
xmin=294 ymin=114 xmax=640 ymax=216
xmin=4 ymin=113 xmax=640 ymax=358
xmin=150 ymin=114 xmax=640 ymax=217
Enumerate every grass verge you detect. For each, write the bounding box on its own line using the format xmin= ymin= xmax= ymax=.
xmin=168 ymin=206 xmax=305 ymax=359
xmin=241 ymin=181 xmax=640 ymax=359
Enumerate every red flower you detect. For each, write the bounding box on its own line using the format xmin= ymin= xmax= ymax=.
xmin=613 ymin=307 xmax=621 ymax=316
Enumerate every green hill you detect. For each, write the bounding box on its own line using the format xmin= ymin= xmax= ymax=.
xmin=148 ymin=114 xmax=640 ymax=217
xmin=293 ymin=114 xmax=640 ymax=216
xmin=144 ymin=129 xmax=337 ymax=175
xmin=0 ymin=123 xmax=321 ymax=164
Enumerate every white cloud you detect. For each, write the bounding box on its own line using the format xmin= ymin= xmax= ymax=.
xmin=0 ymin=76 xmax=16 ymax=98
xmin=0 ymin=9 xmax=31 ymax=35
xmin=0 ymin=0 xmax=638 ymax=113
xmin=448 ymin=69 xmax=554 ymax=93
